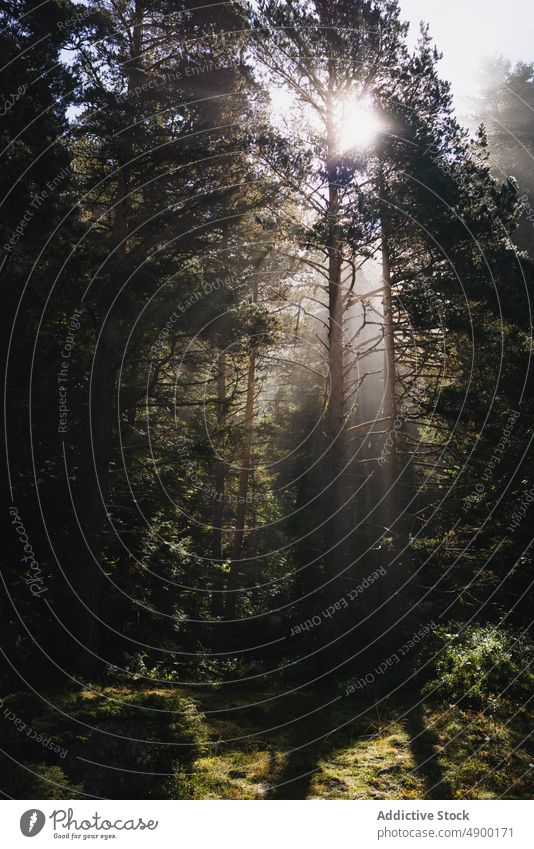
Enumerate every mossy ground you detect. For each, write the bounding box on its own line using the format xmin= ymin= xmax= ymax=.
xmin=186 ymin=688 xmax=532 ymax=800
xmin=1 ymin=684 xmax=531 ymax=799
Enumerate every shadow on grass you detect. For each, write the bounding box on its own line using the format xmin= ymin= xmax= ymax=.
xmin=405 ymin=700 xmax=453 ymax=800
xmin=267 ymin=699 xmax=341 ymax=799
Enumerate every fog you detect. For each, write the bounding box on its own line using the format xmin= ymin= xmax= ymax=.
xmin=400 ymin=0 xmax=533 ymax=107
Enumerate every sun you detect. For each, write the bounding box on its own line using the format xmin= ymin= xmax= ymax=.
xmin=336 ymin=97 xmax=382 ymax=151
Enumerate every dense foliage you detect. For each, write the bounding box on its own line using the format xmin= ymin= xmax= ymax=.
xmin=0 ymin=0 xmax=532 ymax=800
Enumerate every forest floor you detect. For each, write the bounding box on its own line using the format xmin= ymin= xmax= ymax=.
xmin=3 ymin=680 xmax=531 ymax=800
xmin=170 ymin=684 xmax=532 ymax=800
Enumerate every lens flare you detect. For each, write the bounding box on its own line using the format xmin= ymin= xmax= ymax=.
xmin=337 ymin=97 xmax=381 ymax=150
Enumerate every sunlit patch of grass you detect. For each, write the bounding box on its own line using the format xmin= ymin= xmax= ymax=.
xmin=185 ymin=691 xmax=532 ymax=800
xmin=192 ymin=747 xmax=282 ymax=799
xmin=311 ymin=721 xmax=425 ymax=799
xmin=426 ymin=705 xmax=533 ymax=800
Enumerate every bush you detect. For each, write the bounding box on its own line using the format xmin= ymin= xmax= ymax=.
xmin=6 ymin=764 xmax=83 ymax=800
xmin=423 ymin=623 xmax=533 ymax=710
xmin=0 ymin=687 xmax=207 ymax=798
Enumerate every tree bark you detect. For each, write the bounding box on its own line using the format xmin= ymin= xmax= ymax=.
xmin=211 ymin=351 xmax=226 ymax=618
xmin=225 ymin=281 xmax=258 ymax=619
xmin=379 ymin=218 xmax=399 ymax=536
xmin=225 ymin=349 xmax=256 ymax=618
xmin=324 ymin=80 xmax=347 ymax=591
xmin=381 ymin=221 xmax=396 ymax=434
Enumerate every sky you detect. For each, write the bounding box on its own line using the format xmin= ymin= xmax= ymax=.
xmin=400 ymin=0 xmax=534 ymax=106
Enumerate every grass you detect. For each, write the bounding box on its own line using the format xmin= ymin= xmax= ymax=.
xmin=0 ymin=682 xmax=531 ymax=799
xmin=177 ymin=685 xmax=533 ymax=800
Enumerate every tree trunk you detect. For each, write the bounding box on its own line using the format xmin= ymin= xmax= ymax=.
xmin=379 ymin=219 xmax=399 ymax=537
xmin=324 ymin=81 xmax=347 ymax=593
xmin=211 ymin=351 xmax=226 ymax=617
xmin=381 ymin=222 xmax=396 ymax=435
xmin=225 ymin=346 xmax=256 ymax=619
xmin=225 ymin=277 xmax=258 ymax=619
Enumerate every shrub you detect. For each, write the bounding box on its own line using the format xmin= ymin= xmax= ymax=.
xmin=0 ymin=687 xmax=207 ymax=799
xmin=423 ymin=623 xmax=533 ymax=710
